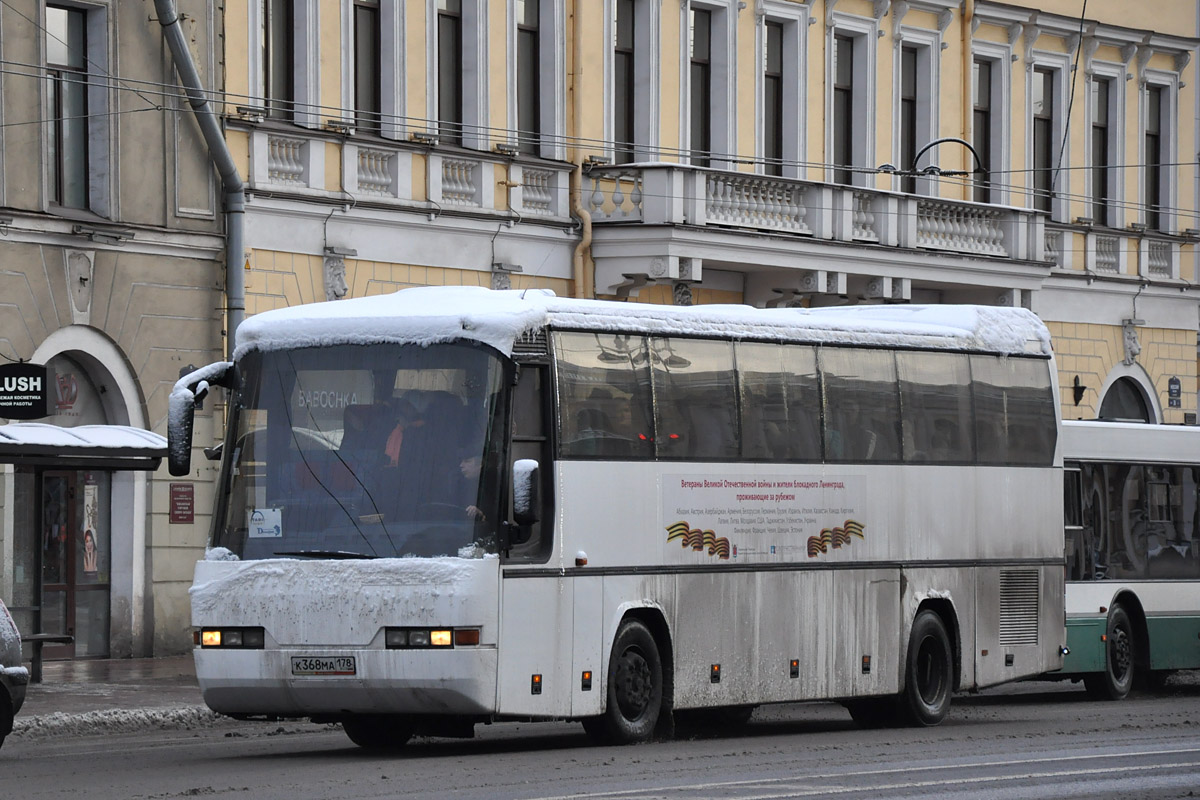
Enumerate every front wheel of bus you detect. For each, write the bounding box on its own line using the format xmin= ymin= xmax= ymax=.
xmin=586 ymin=619 xmax=663 ymax=745
xmin=341 ymin=715 xmax=415 ymax=750
xmin=1084 ymin=604 xmax=1135 ymax=701
xmin=898 ymin=609 xmax=953 ymax=727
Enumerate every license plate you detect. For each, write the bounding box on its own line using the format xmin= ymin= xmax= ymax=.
xmin=290 ymin=656 xmax=356 ymax=676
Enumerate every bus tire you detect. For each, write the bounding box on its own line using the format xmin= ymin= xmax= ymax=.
xmin=341 ymin=715 xmax=415 ymax=750
xmin=586 ymin=619 xmax=663 ymax=745
xmin=1084 ymin=604 xmax=1135 ymax=701
xmin=897 ymin=609 xmax=953 ymax=727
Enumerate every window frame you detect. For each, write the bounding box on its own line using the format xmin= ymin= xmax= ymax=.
xmin=1027 ymin=56 xmax=1070 ymax=221
xmin=969 ymin=40 xmax=1011 ymax=206
xmin=605 ymin=0 xmax=660 ymax=164
xmin=754 ymin=3 xmax=808 ymax=179
xmin=506 ymin=0 xmax=566 ymax=159
xmin=682 ymin=0 xmax=735 ymax=169
xmin=1141 ymin=73 xmax=1177 ymax=232
xmin=827 ymin=14 xmax=877 ymax=187
xmin=351 ymin=0 xmax=382 ymax=134
xmin=427 ymin=0 xmax=488 ymax=149
xmin=250 ymin=0 xmax=319 ymax=128
xmin=341 ymin=0 xmax=406 ymax=139
xmin=43 ymin=1 xmax=111 ymax=217
xmin=895 ymin=28 xmax=939 ymax=197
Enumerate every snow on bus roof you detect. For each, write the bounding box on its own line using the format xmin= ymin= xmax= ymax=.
xmin=233 ymin=286 xmax=1051 ymax=358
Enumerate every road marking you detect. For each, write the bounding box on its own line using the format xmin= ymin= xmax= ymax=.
xmin=528 ymin=747 xmax=1200 ymax=800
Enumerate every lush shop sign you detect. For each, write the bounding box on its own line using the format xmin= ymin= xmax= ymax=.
xmin=0 ymin=362 xmax=52 ymax=419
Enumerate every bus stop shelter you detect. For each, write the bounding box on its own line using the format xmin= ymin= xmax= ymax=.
xmin=0 ymin=423 xmax=166 ymax=678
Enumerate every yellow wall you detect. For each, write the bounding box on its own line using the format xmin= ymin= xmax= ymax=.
xmin=1049 ymin=321 xmax=1198 ymax=423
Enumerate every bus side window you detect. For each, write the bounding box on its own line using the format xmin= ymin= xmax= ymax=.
xmin=553 ymin=332 xmax=654 ymax=459
xmin=652 ymin=337 xmax=738 ymax=460
xmin=1064 ymin=467 xmax=1084 ymax=580
xmin=736 ymin=341 xmax=820 ymax=462
xmin=970 ymin=355 xmax=1056 ymax=466
xmin=819 ymin=347 xmax=902 ymax=463
xmin=507 ymin=363 xmax=553 ymax=562
xmin=896 ymin=352 xmax=974 ymax=464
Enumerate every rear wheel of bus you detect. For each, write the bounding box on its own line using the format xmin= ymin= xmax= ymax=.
xmin=584 ymin=618 xmax=663 ymax=744
xmin=341 ymin=714 xmax=415 ymax=750
xmin=1084 ymin=603 xmax=1135 ymax=700
xmin=897 ymin=609 xmax=954 ymax=726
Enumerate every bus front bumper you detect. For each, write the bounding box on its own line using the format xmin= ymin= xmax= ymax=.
xmin=194 ymin=647 xmax=498 ymax=717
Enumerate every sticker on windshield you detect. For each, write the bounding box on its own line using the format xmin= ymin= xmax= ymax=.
xmin=248 ymin=508 xmax=282 ymax=538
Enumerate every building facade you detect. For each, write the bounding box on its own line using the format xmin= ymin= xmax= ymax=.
xmin=0 ymin=0 xmax=225 ymax=657
xmin=220 ymin=0 xmax=1200 ymax=426
xmin=5 ymin=0 xmax=1197 ymax=660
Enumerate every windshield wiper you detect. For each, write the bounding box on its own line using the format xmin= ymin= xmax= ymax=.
xmin=273 ymin=550 xmax=378 ymax=560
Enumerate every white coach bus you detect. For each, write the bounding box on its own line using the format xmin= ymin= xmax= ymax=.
xmin=1059 ymin=420 xmax=1200 ymax=698
xmin=169 ymin=286 xmax=1066 ymax=748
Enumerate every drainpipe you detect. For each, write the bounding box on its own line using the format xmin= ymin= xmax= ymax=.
xmin=962 ymin=0 xmax=974 ymax=202
xmin=569 ymin=0 xmax=593 ymax=298
xmin=154 ymin=0 xmax=246 ymax=358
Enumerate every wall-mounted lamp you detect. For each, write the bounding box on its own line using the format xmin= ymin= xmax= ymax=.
xmin=1072 ymin=375 xmax=1087 ymax=406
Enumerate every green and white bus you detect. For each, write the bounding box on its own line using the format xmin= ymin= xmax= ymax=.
xmin=1060 ymin=419 xmax=1200 ymax=698
xmin=169 ymin=286 xmax=1066 ymax=748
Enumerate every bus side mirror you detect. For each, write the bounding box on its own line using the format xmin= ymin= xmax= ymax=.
xmin=513 ymin=458 xmax=540 ymax=529
xmin=168 ymin=362 xmax=234 ymax=477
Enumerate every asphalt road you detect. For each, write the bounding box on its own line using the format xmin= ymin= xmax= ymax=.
xmin=5 ymin=674 xmax=1200 ymax=800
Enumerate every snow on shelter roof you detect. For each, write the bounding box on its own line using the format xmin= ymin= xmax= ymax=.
xmin=0 ymin=423 xmax=166 ymax=469
xmin=233 ymin=286 xmax=1052 ymax=359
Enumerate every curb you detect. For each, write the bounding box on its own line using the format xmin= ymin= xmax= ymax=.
xmin=11 ymin=705 xmax=227 ymax=740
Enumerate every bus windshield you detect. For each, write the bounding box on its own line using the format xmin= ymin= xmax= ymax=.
xmin=212 ymin=341 xmax=510 ymax=560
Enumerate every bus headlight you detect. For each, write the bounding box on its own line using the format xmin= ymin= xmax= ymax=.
xmin=197 ymin=627 xmax=265 ymax=649
xmin=384 ymin=627 xmax=479 ymax=648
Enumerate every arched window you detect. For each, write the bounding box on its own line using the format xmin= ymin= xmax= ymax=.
xmin=1098 ymin=377 xmax=1152 ymax=422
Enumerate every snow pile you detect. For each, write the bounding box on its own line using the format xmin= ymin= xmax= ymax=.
xmin=205 ymin=546 xmax=240 ymax=562
xmin=231 ymin=286 xmax=1052 ymax=359
xmin=190 ymin=556 xmax=489 ymax=618
xmin=0 ymin=423 xmax=166 ymax=451
xmin=11 ymin=705 xmax=224 ymax=740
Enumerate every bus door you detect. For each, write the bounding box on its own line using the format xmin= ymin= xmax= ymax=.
xmin=497 ymin=362 xmax=578 ymax=716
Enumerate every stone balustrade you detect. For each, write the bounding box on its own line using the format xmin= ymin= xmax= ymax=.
xmin=586 ymin=163 xmax=1044 ymax=262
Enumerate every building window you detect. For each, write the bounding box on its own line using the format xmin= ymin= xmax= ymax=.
xmin=832 ymin=34 xmax=853 ymax=185
xmin=763 ymin=20 xmax=783 ymax=176
xmin=263 ymin=0 xmax=295 ymax=120
xmin=354 ymin=1 xmax=381 ymax=133
xmin=689 ymin=7 xmax=712 ymax=167
xmin=1032 ymin=67 xmax=1056 ymax=214
xmin=899 ymin=47 xmax=918 ymax=194
xmin=1145 ymin=85 xmax=1164 ymax=231
xmin=1091 ymin=77 xmax=1111 ymax=227
xmin=972 ymin=58 xmax=992 ymax=203
xmin=613 ymin=0 xmax=636 ymax=163
xmin=437 ymin=0 xmax=463 ymax=145
xmin=46 ymin=4 xmax=89 ymax=209
xmin=516 ymin=0 xmax=540 ymax=153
